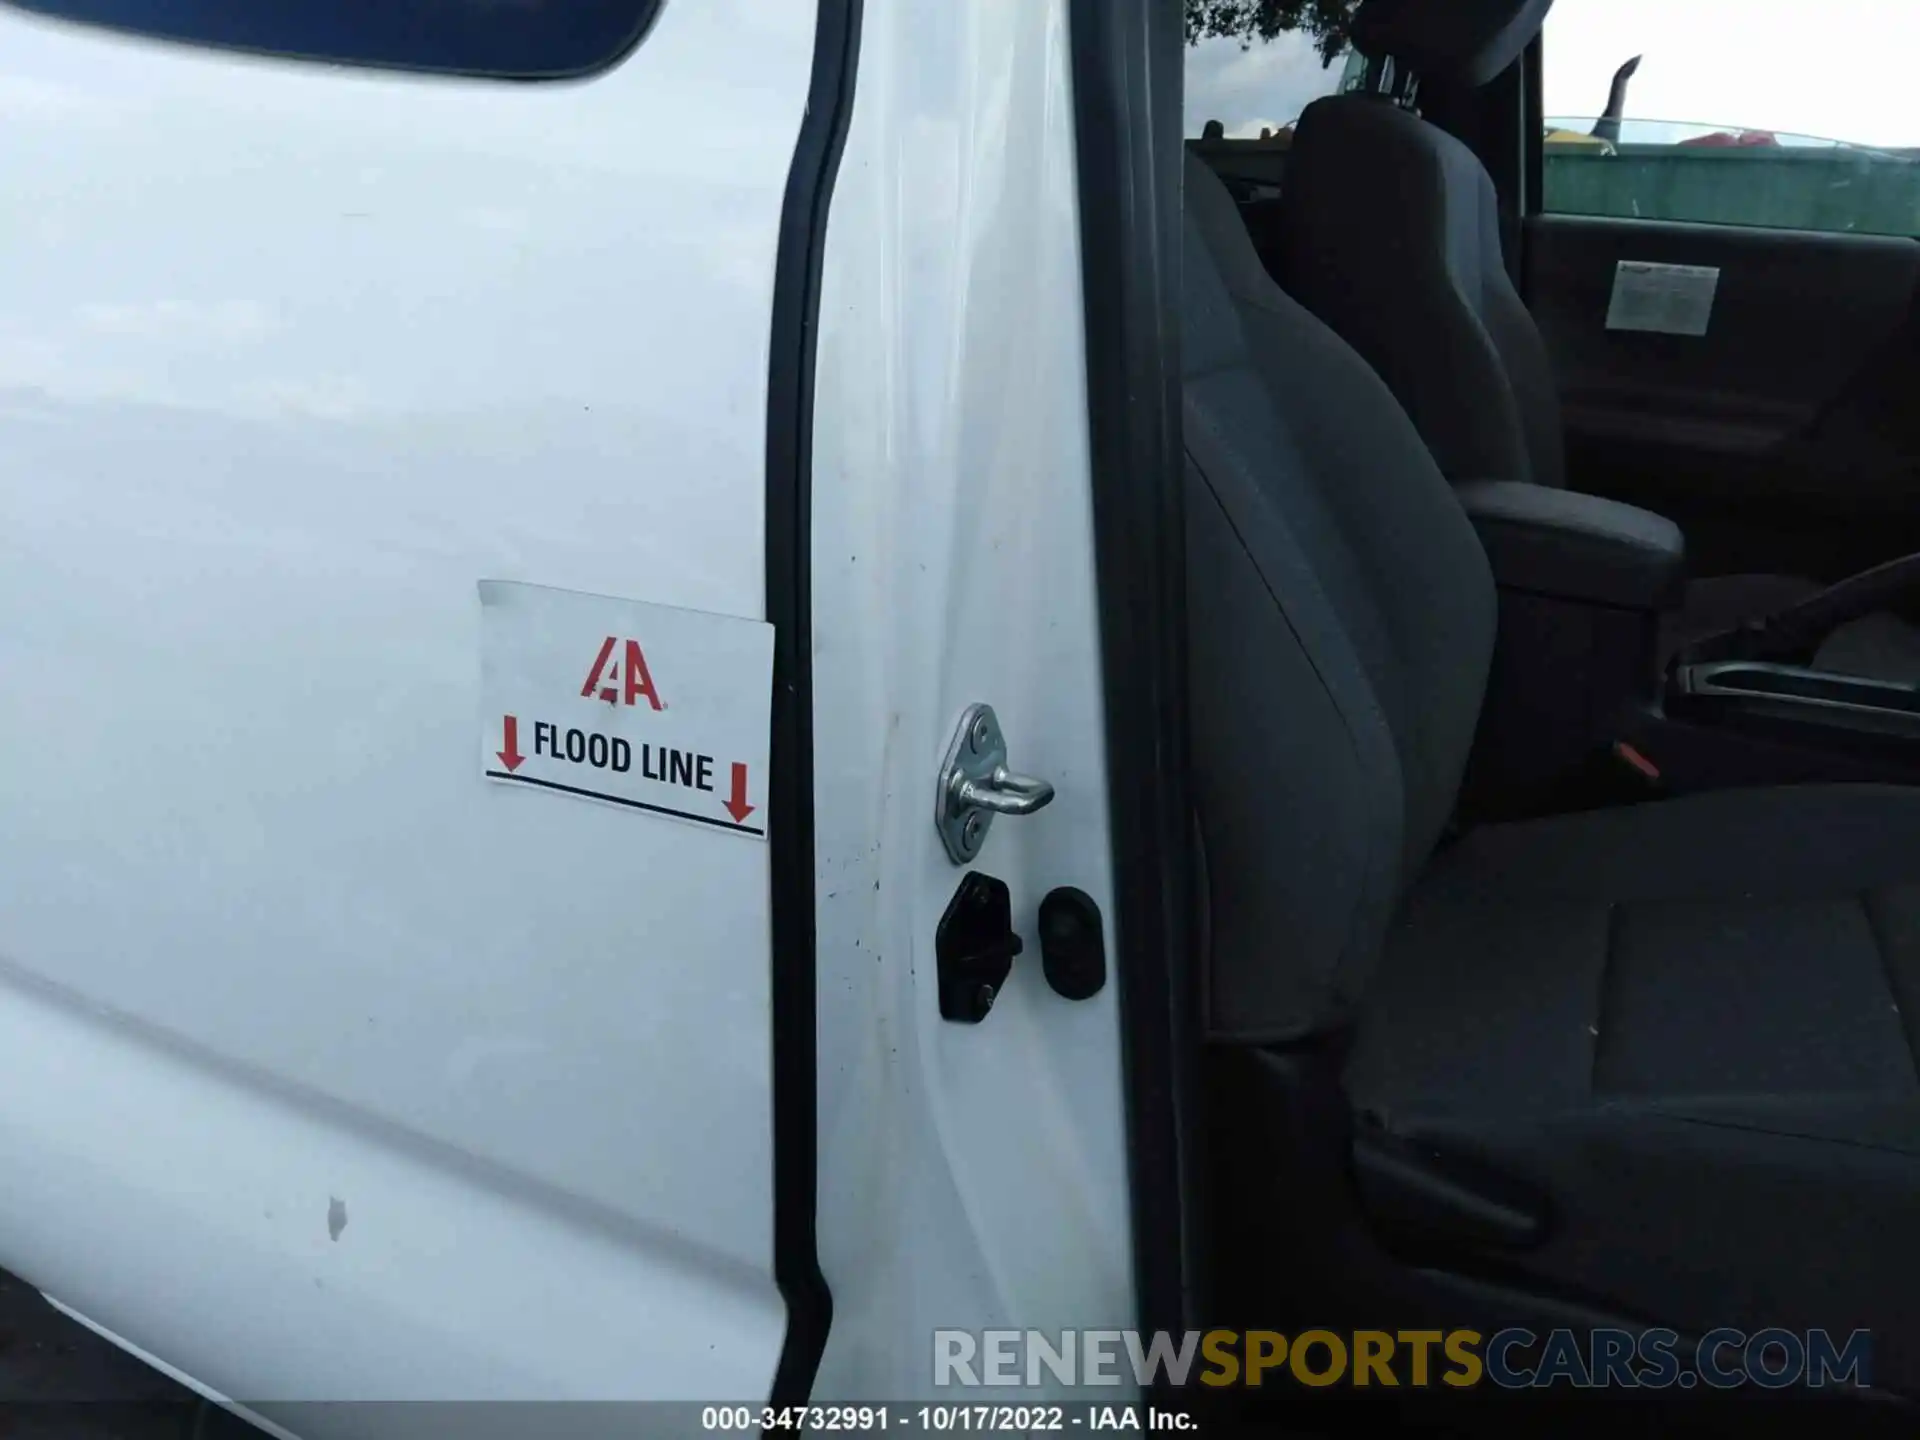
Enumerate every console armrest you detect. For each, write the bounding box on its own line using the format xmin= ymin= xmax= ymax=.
xmin=1457 ymin=480 xmax=1686 ymax=611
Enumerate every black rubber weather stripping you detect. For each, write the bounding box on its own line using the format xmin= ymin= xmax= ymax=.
xmin=1067 ymin=0 xmax=1201 ymax=1398
xmin=763 ymin=0 xmax=862 ymax=1414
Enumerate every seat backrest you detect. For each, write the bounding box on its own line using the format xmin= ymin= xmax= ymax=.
xmin=1183 ymin=152 xmax=1496 ymax=1043
xmin=1275 ymin=0 xmax=1567 ymax=491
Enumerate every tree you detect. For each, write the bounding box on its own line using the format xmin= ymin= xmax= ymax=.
xmin=1184 ymin=0 xmax=1363 ymax=65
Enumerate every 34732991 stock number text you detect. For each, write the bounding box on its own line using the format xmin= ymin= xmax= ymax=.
xmin=701 ymin=1404 xmax=1073 ymax=1431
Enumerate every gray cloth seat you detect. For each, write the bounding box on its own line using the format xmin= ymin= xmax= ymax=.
xmin=1272 ymin=0 xmax=1920 ymax=682
xmin=1182 ymin=137 xmax=1920 ymax=1389
xmin=1347 ymin=786 xmax=1920 ymax=1386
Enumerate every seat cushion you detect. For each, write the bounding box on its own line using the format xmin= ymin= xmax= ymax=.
xmin=1347 ymin=786 xmax=1920 ymax=1387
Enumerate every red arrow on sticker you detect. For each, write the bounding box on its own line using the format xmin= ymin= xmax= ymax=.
xmin=496 ymin=715 xmax=526 ymax=773
xmin=723 ymin=762 xmax=755 ymax=824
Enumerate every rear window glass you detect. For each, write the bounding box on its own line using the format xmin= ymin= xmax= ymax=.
xmin=1184 ymin=29 xmax=1351 ymax=143
xmin=3 ymin=0 xmax=663 ymax=80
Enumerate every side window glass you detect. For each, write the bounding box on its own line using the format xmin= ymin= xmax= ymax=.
xmin=1541 ymin=0 xmax=1920 ymax=236
xmin=1 ymin=0 xmax=663 ymax=80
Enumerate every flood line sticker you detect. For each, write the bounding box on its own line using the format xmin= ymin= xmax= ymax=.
xmin=1606 ymin=260 xmax=1720 ymax=337
xmin=478 ymin=579 xmax=772 ymax=838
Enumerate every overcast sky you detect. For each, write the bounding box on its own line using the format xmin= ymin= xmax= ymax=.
xmin=1188 ymin=0 xmax=1920 ymax=147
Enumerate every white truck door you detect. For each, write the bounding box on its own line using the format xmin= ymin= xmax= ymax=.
xmin=801 ymin=0 xmax=1189 ymax=1408
xmin=0 ymin=0 xmax=845 ymax=1429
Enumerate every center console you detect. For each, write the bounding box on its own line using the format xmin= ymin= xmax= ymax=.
xmin=1455 ymin=480 xmax=1684 ymax=816
xmin=1454 ymin=477 xmax=1920 ymax=818
xmin=1674 ymin=661 xmax=1920 ymax=731
xmin=1655 ymin=658 xmax=1920 ymax=787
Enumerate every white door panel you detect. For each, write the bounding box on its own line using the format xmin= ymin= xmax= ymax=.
xmin=808 ymin=0 xmax=1135 ymax=1403
xmin=0 ymin=965 xmax=783 ymax=1418
xmin=0 ymin=0 xmax=809 ymax=1406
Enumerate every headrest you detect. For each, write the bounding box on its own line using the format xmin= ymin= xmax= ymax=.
xmin=1350 ymin=0 xmax=1554 ymax=87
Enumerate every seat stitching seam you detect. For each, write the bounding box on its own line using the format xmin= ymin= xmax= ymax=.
xmin=1858 ymin=888 xmax=1920 ymax=1083
xmin=1591 ymin=900 xmax=1618 ymax=1097
xmin=1183 ymin=428 xmax=1400 ymax=1024
xmin=1649 ymin=1108 xmax=1920 ymax=1160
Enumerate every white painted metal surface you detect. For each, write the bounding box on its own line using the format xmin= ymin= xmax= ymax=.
xmin=0 ymin=0 xmax=812 ymax=1414
xmin=807 ymin=0 xmax=1137 ymax=1404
